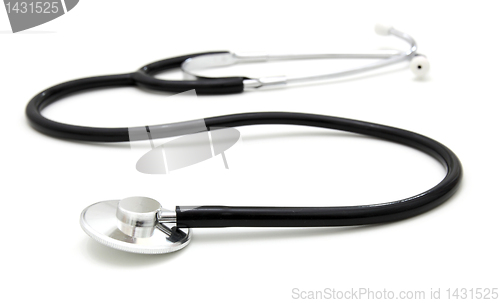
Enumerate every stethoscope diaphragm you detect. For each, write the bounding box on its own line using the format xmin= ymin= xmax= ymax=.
xmin=80 ymin=198 xmax=191 ymax=254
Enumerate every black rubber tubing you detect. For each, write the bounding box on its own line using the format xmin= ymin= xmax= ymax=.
xmin=25 ymin=54 xmax=462 ymax=228
xmin=177 ymin=113 xmax=462 ymax=227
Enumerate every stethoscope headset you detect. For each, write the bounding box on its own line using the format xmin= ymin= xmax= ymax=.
xmin=26 ymin=25 xmax=461 ymax=254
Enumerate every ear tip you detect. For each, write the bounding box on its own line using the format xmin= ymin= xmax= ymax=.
xmin=410 ymin=56 xmax=430 ymax=77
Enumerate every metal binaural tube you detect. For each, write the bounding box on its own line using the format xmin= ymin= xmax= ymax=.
xmin=180 ymin=25 xmax=421 ymax=90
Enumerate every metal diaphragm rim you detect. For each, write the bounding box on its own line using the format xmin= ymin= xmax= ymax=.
xmin=80 ymin=200 xmax=191 ymax=254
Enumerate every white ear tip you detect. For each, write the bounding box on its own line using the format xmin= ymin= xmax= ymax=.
xmin=375 ymin=24 xmax=392 ymax=36
xmin=410 ymin=56 xmax=430 ymax=77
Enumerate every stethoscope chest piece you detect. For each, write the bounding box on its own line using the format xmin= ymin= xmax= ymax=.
xmin=80 ymin=197 xmax=191 ymax=254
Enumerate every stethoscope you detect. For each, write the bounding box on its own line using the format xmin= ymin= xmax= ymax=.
xmin=26 ymin=25 xmax=460 ymax=254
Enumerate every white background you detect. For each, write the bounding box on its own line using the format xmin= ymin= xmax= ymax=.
xmin=1 ymin=1 xmax=499 ymax=302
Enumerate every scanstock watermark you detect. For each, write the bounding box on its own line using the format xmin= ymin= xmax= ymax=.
xmin=3 ymin=0 xmax=78 ymax=33
xmin=131 ymin=123 xmax=240 ymax=174
xmin=127 ymin=90 xmax=241 ymax=174
xmin=291 ymin=287 xmax=499 ymax=300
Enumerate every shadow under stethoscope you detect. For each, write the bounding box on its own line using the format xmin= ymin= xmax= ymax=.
xmin=82 ymin=224 xmax=379 ymax=266
xmin=83 ymin=237 xmax=187 ymax=267
xmin=193 ymin=225 xmax=369 ymax=244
